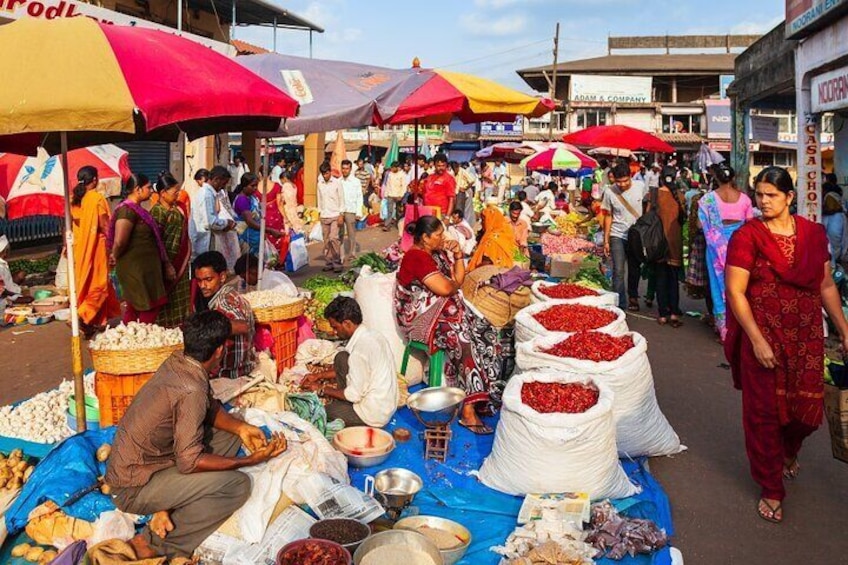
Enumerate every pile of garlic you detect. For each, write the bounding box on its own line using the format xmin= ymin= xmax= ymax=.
xmin=89 ymin=322 xmax=183 ymax=351
xmin=0 ymin=375 xmax=95 ymax=444
xmin=243 ymin=290 xmax=303 ymax=310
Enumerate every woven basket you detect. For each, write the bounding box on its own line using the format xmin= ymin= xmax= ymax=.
xmin=90 ymin=343 xmax=182 ymax=375
xmin=251 ymin=298 xmax=306 ymax=324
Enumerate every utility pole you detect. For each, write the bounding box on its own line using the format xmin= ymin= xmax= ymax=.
xmin=548 ymin=22 xmax=560 ymax=142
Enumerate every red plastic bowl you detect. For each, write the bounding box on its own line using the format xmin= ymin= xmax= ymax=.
xmin=276 ymin=538 xmax=352 ymax=565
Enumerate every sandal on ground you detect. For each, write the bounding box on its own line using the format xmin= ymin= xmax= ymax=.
xmin=627 ymin=299 xmax=640 ymax=312
xmin=657 ymin=317 xmax=668 ymax=326
xmin=757 ymin=498 xmax=783 ymax=523
xmin=669 ymin=318 xmax=684 ymax=328
xmin=783 ymin=458 xmax=800 ymax=480
xmin=459 ymin=421 xmax=493 ymax=435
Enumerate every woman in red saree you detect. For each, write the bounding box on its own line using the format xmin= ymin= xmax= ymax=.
xmin=725 ymin=166 xmax=848 ymax=524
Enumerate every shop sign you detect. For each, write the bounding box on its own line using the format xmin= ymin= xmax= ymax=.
xmin=750 ymin=115 xmax=780 ymax=142
xmin=0 ymin=0 xmax=233 ymax=54
xmin=709 ymin=141 xmax=732 ymax=152
xmin=800 ymin=114 xmax=821 ymax=223
xmin=705 ymin=100 xmax=731 ymax=139
xmin=480 ymin=117 xmax=523 ymax=138
xmin=812 ymin=65 xmax=848 ymax=113
xmin=569 ymin=75 xmax=652 ymax=104
xmin=786 ymin=0 xmax=848 ymax=39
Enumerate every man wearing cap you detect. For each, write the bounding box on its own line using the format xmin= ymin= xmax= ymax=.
xmin=0 ymin=236 xmax=26 ymax=305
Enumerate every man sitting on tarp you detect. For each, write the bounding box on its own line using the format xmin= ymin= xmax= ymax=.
xmin=192 ymin=251 xmax=256 ymax=379
xmin=105 ymin=311 xmax=287 ymax=561
xmin=301 ymin=296 xmax=398 ymax=427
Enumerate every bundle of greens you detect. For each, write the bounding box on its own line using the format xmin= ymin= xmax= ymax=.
xmin=303 ymin=276 xmax=353 ymax=318
xmin=568 ymin=264 xmax=610 ymax=291
xmin=8 ymin=255 xmax=59 ymax=276
xmin=351 ymin=252 xmax=392 ymax=274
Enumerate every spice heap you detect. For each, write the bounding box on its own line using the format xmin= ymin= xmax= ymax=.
xmin=543 ymin=332 xmax=634 ymax=362
xmin=521 ymin=382 xmax=599 ymax=414
xmin=242 ymin=290 xmax=301 ymax=309
xmin=586 ymin=501 xmax=668 ymax=559
xmin=89 ymin=322 xmax=182 ymax=351
xmin=539 ymin=283 xmax=600 ymax=300
xmin=277 ymin=540 xmax=350 ymax=565
xmin=310 ymin=519 xmax=369 ymax=546
xmin=533 ymin=305 xmax=617 ymax=332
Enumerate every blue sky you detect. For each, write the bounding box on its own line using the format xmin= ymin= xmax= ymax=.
xmin=236 ymin=0 xmax=784 ymax=92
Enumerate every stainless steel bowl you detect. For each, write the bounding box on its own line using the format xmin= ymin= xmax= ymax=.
xmin=406 ymin=387 xmax=466 ymax=428
xmin=372 ymin=468 xmax=422 ymax=509
xmin=393 ymin=516 xmax=471 ymax=565
xmin=353 ymin=529 xmax=444 ymax=565
xmin=341 ymin=443 xmax=395 ymax=468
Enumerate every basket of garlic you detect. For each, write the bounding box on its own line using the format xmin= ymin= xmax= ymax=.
xmin=243 ymin=290 xmax=305 ymax=323
xmin=89 ymin=322 xmax=183 ymax=375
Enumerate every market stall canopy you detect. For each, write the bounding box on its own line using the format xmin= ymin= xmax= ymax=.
xmin=0 ymin=17 xmax=299 ymax=155
xmin=520 ymin=144 xmax=598 ymax=172
xmin=236 ymin=54 xmax=554 ymax=135
xmin=562 ymin=125 xmax=674 ymax=154
xmin=475 ymin=142 xmax=536 ymax=162
xmin=0 ymin=145 xmax=130 ymax=219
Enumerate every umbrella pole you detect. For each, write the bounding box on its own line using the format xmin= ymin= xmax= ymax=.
xmin=61 ymin=132 xmax=87 ymax=433
xmin=414 ymin=119 xmax=419 ymax=190
xmin=257 ymin=143 xmax=269 ymax=288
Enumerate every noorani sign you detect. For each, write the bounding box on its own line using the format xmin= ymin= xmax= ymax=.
xmin=812 ymin=65 xmax=848 ymax=113
xmin=786 ymin=0 xmax=848 ymax=39
xmin=0 ymin=0 xmax=233 ymax=54
xmin=569 ymin=75 xmax=652 ymax=104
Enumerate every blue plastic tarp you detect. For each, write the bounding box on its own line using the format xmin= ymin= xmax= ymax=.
xmin=348 ymin=404 xmax=675 ymax=565
xmin=5 ymin=428 xmax=116 ymax=534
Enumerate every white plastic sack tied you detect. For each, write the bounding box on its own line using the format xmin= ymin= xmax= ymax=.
xmin=514 ymin=301 xmax=628 ymax=344
xmin=516 ymin=332 xmax=683 ymax=458
xmin=530 ymin=280 xmax=618 ymax=306
xmin=353 ymin=266 xmax=423 ymax=385
xmin=479 ymin=370 xmax=638 ymax=500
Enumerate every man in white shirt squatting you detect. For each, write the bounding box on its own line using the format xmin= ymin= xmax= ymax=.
xmin=302 ymin=296 xmax=399 ymax=428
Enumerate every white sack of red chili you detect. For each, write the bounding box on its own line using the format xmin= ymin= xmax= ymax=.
xmin=514 ymin=301 xmax=628 ymax=344
xmin=516 ymin=331 xmax=683 ymax=458
xmin=479 ymin=370 xmax=638 ymax=500
xmin=531 ymin=280 xmax=619 ymax=307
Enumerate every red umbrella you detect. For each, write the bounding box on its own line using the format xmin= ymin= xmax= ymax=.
xmin=562 ymin=125 xmax=674 ymax=154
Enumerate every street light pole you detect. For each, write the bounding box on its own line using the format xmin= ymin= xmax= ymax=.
xmin=548 ymin=22 xmax=560 ymax=142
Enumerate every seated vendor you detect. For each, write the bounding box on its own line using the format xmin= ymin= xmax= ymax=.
xmin=302 ymin=296 xmax=398 ymax=427
xmin=0 ymin=236 xmax=28 ymax=305
xmin=193 ymin=251 xmax=256 ymax=379
xmin=395 ymin=216 xmax=504 ymax=434
xmin=234 ymin=252 xmax=297 ymax=295
xmin=468 ymin=206 xmax=518 ymax=271
xmin=507 ymin=201 xmax=529 ymax=255
xmin=105 ymin=311 xmax=287 ymax=561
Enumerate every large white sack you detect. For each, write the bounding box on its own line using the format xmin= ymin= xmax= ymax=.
xmin=354 ymin=266 xmax=423 ymax=385
xmin=479 ymin=370 xmax=638 ymax=500
xmin=514 ymin=301 xmax=628 ymax=344
xmin=531 ymin=280 xmax=618 ymax=306
xmin=516 ymin=332 xmax=683 ymax=458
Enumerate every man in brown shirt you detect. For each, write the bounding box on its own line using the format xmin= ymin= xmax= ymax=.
xmin=106 ymin=310 xmax=286 ymax=560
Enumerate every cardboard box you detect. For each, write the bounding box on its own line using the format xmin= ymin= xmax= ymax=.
xmin=831 ymin=437 xmax=848 ymax=464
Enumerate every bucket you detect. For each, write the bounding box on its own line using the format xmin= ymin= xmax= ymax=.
xmin=67 ymin=394 xmax=100 ymax=432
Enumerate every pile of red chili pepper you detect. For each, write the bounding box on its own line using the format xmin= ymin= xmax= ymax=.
xmin=277 ymin=541 xmax=349 ymax=565
xmin=539 ymin=282 xmax=600 ymax=299
xmin=533 ymin=304 xmax=617 ymax=332
xmin=543 ymin=331 xmax=635 ymax=362
xmin=521 ymin=381 xmax=600 ymax=413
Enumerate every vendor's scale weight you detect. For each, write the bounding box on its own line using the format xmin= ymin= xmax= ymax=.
xmin=406 ymin=387 xmax=467 ymax=462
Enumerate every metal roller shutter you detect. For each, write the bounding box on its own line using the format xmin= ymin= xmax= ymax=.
xmin=117 ymin=141 xmax=171 ymax=179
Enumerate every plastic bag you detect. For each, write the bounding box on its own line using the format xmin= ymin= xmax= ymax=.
xmin=297 ymin=472 xmax=384 ymax=523
xmin=516 ymin=332 xmax=683 ymax=458
xmin=309 ymin=222 xmax=323 ymax=243
xmin=54 ymin=254 xmax=69 ymax=291
xmin=88 ymin=510 xmax=136 ymax=546
xmin=479 ymin=371 xmax=638 ymax=500
xmin=285 ymin=234 xmax=309 ymax=272
xmin=514 ymin=301 xmax=628 ymax=344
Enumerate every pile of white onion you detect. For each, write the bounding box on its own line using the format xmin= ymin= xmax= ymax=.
xmin=0 ymin=375 xmax=95 ymax=444
xmin=243 ymin=290 xmax=303 ymax=309
xmin=89 ymin=322 xmax=183 ymax=351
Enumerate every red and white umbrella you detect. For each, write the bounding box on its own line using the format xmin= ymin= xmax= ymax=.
xmin=0 ymin=145 xmax=130 ymax=219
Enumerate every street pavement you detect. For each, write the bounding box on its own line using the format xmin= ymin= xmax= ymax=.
xmin=1 ymin=225 xmax=846 ymax=563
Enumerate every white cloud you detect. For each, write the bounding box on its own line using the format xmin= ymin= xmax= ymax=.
xmin=459 ymin=12 xmax=528 ymax=36
xmin=730 ymin=16 xmax=783 ymax=35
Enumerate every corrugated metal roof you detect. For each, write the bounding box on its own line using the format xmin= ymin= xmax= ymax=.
xmin=655 ymin=132 xmax=706 ymax=145
xmin=188 ymin=0 xmax=324 ymax=30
